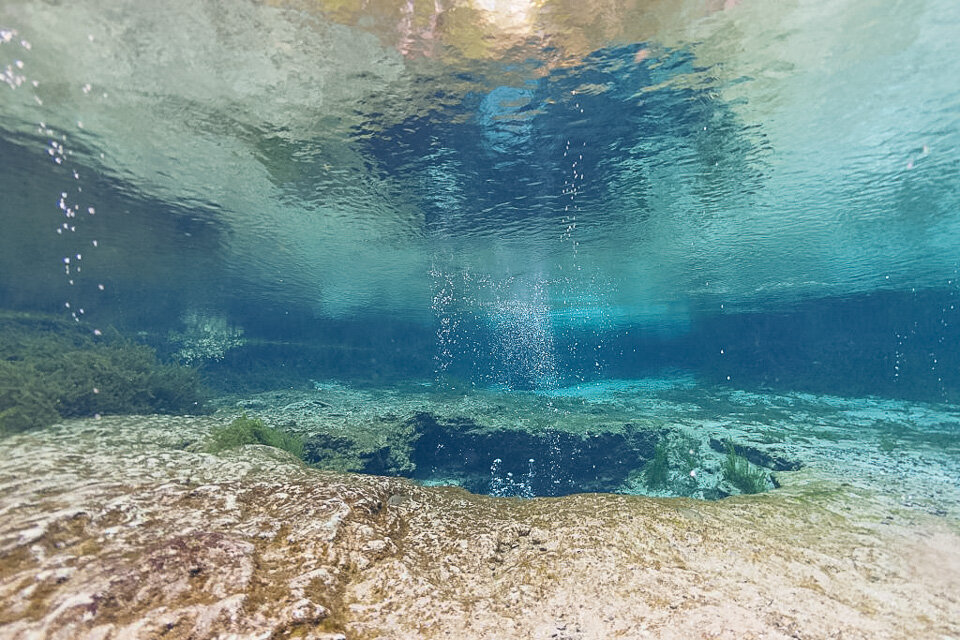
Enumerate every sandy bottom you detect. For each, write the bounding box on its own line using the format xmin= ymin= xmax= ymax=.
xmin=0 ymin=415 xmax=958 ymax=639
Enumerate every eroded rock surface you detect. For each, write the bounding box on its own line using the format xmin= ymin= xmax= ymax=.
xmin=212 ymin=382 xmax=960 ymax=506
xmin=1 ymin=415 xmax=958 ymax=639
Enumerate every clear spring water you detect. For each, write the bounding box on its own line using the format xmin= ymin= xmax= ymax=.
xmin=1 ymin=0 xmax=959 ymax=498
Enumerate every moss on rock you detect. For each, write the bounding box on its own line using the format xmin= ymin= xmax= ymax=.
xmin=301 ymin=417 xmax=418 ymax=476
xmin=207 ymin=414 xmax=304 ymax=459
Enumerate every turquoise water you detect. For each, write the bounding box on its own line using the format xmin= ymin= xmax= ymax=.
xmin=1 ymin=0 xmax=960 ymax=498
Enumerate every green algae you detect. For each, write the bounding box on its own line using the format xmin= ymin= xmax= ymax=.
xmin=642 ymin=441 xmax=670 ymax=489
xmin=0 ymin=312 xmax=207 ymax=434
xmin=721 ymin=441 xmax=769 ymax=495
xmin=207 ymin=414 xmax=304 ymax=459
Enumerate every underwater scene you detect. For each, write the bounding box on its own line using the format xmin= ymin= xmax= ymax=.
xmin=1 ymin=0 xmax=959 ymax=637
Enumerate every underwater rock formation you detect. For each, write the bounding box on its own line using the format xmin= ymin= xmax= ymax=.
xmin=204 ymin=381 xmax=960 ymax=506
xmin=0 ymin=415 xmax=957 ymax=639
xmin=407 ymin=411 xmax=663 ymax=496
xmin=217 ymin=387 xmax=780 ymax=498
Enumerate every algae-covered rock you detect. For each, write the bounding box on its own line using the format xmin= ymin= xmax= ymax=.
xmin=302 ymin=417 xmax=418 ymax=476
xmin=0 ymin=312 xmax=208 ymax=433
xmin=207 ymin=414 xmax=304 ymax=459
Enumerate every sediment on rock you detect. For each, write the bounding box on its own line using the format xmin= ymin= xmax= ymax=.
xmin=0 ymin=416 xmax=957 ymax=640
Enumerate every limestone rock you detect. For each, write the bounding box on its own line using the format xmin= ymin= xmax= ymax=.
xmin=0 ymin=415 xmax=957 ymax=639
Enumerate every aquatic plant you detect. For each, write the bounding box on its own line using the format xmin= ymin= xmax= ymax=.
xmin=721 ymin=441 xmax=769 ymax=495
xmin=642 ymin=441 xmax=670 ymax=489
xmin=0 ymin=312 xmax=207 ymax=434
xmin=0 ymin=373 xmax=59 ymax=433
xmin=206 ymin=414 xmax=304 ymax=459
xmin=168 ymin=312 xmax=245 ymax=365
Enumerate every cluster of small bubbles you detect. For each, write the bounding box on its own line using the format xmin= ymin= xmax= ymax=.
xmin=50 ymin=136 xmax=104 ymax=325
xmin=559 ymin=133 xmax=587 ymax=258
xmin=558 ymin=121 xmax=620 ymax=382
xmin=893 ymin=307 xmax=921 ymax=386
xmin=489 ymin=293 xmax=559 ymax=389
xmin=430 ymin=265 xmax=464 ymax=376
xmin=0 ymin=29 xmax=38 ymax=96
xmin=6 ymin=29 xmax=107 ymax=333
xmin=582 ymin=281 xmax=616 ymax=379
xmin=544 ymin=432 xmax=567 ymax=490
xmin=557 ymin=105 xmax=585 ymax=324
xmin=894 ymin=332 xmax=903 ymax=381
xmin=429 ymin=266 xmax=565 ymax=389
xmin=168 ymin=312 xmax=246 ymax=364
xmin=488 ymin=458 xmax=536 ymax=498
xmin=931 ymin=270 xmax=959 ymax=399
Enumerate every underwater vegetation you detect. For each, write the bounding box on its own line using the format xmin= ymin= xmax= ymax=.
xmin=634 ymin=435 xmax=704 ymax=495
xmin=642 ymin=441 xmax=671 ymax=489
xmin=206 ymin=414 xmax=304 ymax=459
xmin=167 ymin=311 xmax=246 ymax=365
xmin=302 ymin=419 xmax=418 ymax=476
xmin=721 ymin=441 xmax=770 ymax=495
xmin=0 ymin=312 xmax=208 ymax=434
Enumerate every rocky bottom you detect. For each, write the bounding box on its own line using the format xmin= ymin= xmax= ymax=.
xmin=217 ymin=380 xmax=960 ymax=508
xmin=0 ymin=414 xmax=958 ymax=639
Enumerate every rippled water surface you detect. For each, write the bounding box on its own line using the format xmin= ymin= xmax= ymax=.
xmin=1 ymin=0 xmax=960 ymax=426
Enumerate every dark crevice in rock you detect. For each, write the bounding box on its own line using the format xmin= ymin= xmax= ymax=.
xmin=409 ymin=412 xmax=663 ymax=497
xmin=708 ymin=437 xmax=803 ymax=472
xmin=297 ymin=411 xmax=794 ymax=499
